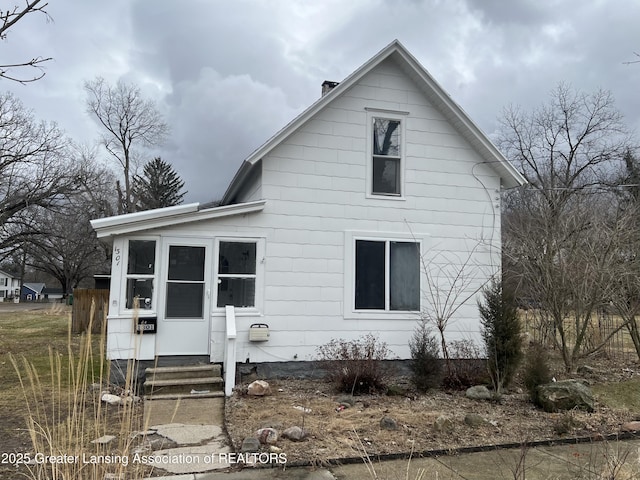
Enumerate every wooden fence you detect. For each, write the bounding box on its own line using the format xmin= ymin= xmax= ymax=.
xmin=520 ymin=309 xmax=637 ymax=362
xmin=71 ymin=289 xmax=109 ymax=334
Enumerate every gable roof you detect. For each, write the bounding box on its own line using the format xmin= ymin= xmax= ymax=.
xmin=0 ymin=269 xmax=18 ymax=279
xmin=23 ymin=283 xmax=45 ymax=294
xmin=222 ymin=39 xmax=525 ymax=205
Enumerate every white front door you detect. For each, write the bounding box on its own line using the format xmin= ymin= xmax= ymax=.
xmin=156 ymin=238 xmax=213 ymax=355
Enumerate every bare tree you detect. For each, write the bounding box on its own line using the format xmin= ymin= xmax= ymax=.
xmin=84 ymin=77 xmax=168 ymax=214
xmin=0 ymin=92 xmax=78 ymax=258
xmin=419 ymin=241 xmax=493 ymax=376
xmin=22 ymin=148 xmax=116 ymax=294
xmin=0 ymin=1 xmax=52 ymax=83
xmin=500 ymin=84 xmax=632 ymax=372
xmin=608 ymin=149 xmax=640 ymax=360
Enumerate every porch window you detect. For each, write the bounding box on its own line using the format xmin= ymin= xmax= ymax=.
xmin=355 ymin=239 xmax=420 ymax=311
xmin=165 ymin=246 xmax=205 ymax=318
xmin=125 ymin=240 xmax=156 ymax=309
xmin=217 ymin=241 xmax=256 ymax=308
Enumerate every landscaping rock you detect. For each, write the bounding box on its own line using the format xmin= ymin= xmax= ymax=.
xmin=621 ymin=421 xmax=640 ymax=432
xmin=433 ymin=415 xmax=453 ymax=432
xmin=336 ymin=395 xmax=355 ymax=406
xmin=465 ymin=385 xmax=491 ymax=400
xmin=464 ymin=413 xmax=488 ymax=427
xmin=91 ymin=435 xmax=116 ymax=444
xmin=380 ymin=416 xmax=398 ymax=430
xmin=247 ymin=380 xmax=271 ymax=396
xmin=255 ymin=427 xmax=278 ymax=444
xmin=536 ymin=380 xmax=595 ymax=412
xmin=282 ymin=426 xmax=307 ymax=441
xmin=101 ymin=393 xmax=122 ymax=405
xmin=241 ymin=437 xmax=261 ymax=453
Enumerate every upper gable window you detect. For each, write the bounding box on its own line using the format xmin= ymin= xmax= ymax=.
xmin=372 ymin=118 xmax=401 ymax=195
xmin=366 ymin=110 xmax=407 ymax=198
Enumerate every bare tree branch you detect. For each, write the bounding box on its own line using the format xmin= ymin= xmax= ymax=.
xmin=0 ymin=1 xmax=53 ymax=83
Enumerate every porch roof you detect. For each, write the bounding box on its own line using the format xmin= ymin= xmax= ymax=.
xmin=90 ymin=200 xmax=266 ymax=239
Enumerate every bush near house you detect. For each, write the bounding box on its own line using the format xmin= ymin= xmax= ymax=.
xmin=479 ymin=279 xmax=523 ymax=394
xmin=409 ymin=320 xmax=443 ymax=391
xmin=316 ymin=333 xmax=392 ymax=394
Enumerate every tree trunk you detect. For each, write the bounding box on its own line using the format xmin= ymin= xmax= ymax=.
xmin=626 ymin=316 xmax=640 ymax=362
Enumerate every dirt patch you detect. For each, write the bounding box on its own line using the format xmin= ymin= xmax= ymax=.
xmin=225 ymin=359 xmax=640 ymax=466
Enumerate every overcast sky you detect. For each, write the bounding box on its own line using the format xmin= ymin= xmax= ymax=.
xmin=4 ymin=0 xmax=640 ymax=203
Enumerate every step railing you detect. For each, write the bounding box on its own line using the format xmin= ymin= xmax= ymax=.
xmin=224 ymin=305 xmax=237 ymax=396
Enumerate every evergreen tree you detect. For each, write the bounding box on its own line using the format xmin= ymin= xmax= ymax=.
xmin=479 ymin=279 xmax=523 ymax=394
xmin=132 ymin=157 xmax=187 ymax=211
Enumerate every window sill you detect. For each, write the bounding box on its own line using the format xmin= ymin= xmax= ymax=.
xmin=365 ymin=193 xmax=406 ymax=201
xmin=211 ymin=308 xmax=263 ymax=317
xmin=344 ymin=310 xmax=421 ymax=320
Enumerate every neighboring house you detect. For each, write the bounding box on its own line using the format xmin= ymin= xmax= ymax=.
xmin=21 ymin=283 xmax=46 ymax=301
xmin=43 ymin=287 xmax=64 ymax=301
xmin=91 ymin=40 xmax=525 ymax=393
xmin=0 ymin=270 xmax=20 ymax=301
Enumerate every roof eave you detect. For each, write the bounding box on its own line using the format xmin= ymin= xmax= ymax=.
xmin=92 ymin=200 xmax=267 ymax=238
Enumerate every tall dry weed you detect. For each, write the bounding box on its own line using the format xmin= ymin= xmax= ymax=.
xmin=10 ymin=301 xmax=152 ymax=479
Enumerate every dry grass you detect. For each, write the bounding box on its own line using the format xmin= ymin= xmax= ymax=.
xmin=226 ymin=349 xmax=640 ymax=468
xmin=2 ymin=303 xmax=153 ymax=479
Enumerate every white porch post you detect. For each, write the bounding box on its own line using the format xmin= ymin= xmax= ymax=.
xmin=224 ymin=305 xmax=237 ymax=396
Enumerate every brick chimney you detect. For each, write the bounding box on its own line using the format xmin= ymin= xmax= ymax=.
xmin=321 ymin=80 xmax=339 ymax=96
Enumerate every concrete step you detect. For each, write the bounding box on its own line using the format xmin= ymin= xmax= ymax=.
xmin=145 ymin=364 xmax=222 ymax=381
xmin=144 ymin=376 xmax=223 ymax=396
xmin=144 ymin=391 xmax=225 ymax=401
xmin=144 ymin=364 xmax=224 ymax=397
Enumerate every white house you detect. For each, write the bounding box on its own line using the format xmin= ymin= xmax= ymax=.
xmin=0 ymin=270 xmax=20 ymax=301
xmin=91 ymin=40 xmax=525 ymax=392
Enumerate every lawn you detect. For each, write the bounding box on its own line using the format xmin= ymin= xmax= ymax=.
xmin=0 ymin=305 xmax=106 ymax=476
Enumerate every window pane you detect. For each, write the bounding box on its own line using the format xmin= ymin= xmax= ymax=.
xmin=126 ymin=278 xmax=153 ymax=309
xmin=390 ymin=242 xmax=420 ymax=311
xmin=219 ymin=242 xmax=256 ymax=274
xmin=355 ymin=240 xmax=385 ymax=309
xmin=373 ymin=157 xmax=400 ymax=195
xmin=373 ymin=119 xmax=400 ymax=156
xmin=128 ymin=240 xmax=156 ymax=274
xmin=166 ymin=283 xmax=204 ymax=318
xmin=217 ymin=278 xmax=255 ymax=308
xmin=168 ymin=246 xmax=205 ymax=281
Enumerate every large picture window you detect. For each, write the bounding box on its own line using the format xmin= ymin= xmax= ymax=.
xmin=125 ymin=240 xmax=156 ymax=309
xmin=372 ymin=118 xmax=402 ymax=196
xmin=355 ymin=239 xmax=419 ymax=311
xmin=217 ymin=241 xmax=257 ymax=308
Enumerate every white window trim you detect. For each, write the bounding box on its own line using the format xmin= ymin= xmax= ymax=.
xmin=344 ymin=231 xmax=426 ymax=320
xmin=121 ymin=237 xmax=159 ymax=315
xmin=212 ymin=237 xmax=265 ymax=316
xmin=365 ymin=109 xmax=408 ymax=200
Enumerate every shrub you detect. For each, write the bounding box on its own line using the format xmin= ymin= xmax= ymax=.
xmin=442 ymin=340 xmax=489 ymax=389
xmin=523 ymin=342 xmax=552 ymax=404
xmin=409 ymin=320 xmax=442 ymax=391
xmin=316 ymin=333 xmax=392 ymax=394
xmin=479 ymin=279 xmax=523 ymax=394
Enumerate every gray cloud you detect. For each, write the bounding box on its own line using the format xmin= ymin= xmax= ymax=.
xmin=2 ymin=0 xmax=639 ymax=204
